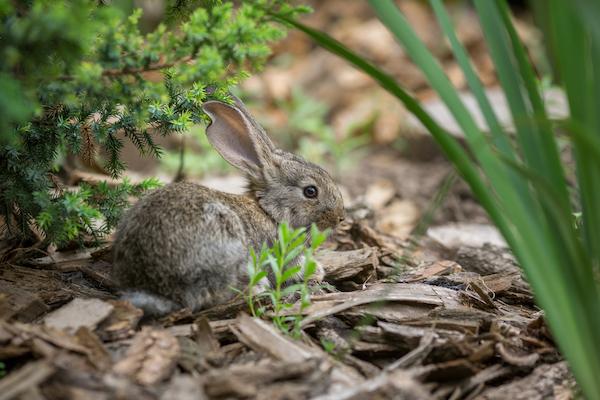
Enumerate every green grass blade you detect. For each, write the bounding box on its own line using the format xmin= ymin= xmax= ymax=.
xmin=429 ymin=0 xmax=539 ymax=218
xmin=494 ymin=0 xmax=570 ymax=208
xmin=429 ymin=0 xmax=509 ymax=156
xmin=366 ymin=0 xmax=528 ymax=216
xmin=477 ymin=2 xmax=600 ymax=396
xmin=277 ymin=14 xmax=574 ymax=345
xmin=548 ymin=0 xmax=600 ymax=266
xmin=476 ymin=2 xmax=573 ymax=253
xmin=493 ymin=0 xmax=593 ymax=286
xmin=474 ymin=1 xmax=547 ymax=178
xmin=367 ymin=4 xmax=585 ymax=352
xmin=271 ymin=12 xmax=515 ymax=248
xmin=365 ymin=0 xmax=553 ymax=260
xmin=369 ymin=1 xmax=600 ymax=397
xmin=277 ymin=8 xmax=600 ymax=396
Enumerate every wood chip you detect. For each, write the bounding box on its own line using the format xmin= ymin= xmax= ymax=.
xmin=376 ymin=199 xmax=420 ymax=239
xmin=343 ymin=302 xmax=434 ymax=324
xmin=161 ymin=375 xmax=206 ymax=400
xmin=316 ymin=247 xmax=378 ymax=282
xmin=401 ymin=260 xmax=463 ymax=282
xmin=312 ymin=369 xmax=429 ymax=400
xmin=43 ymin=298 xmax=114 ymax=333
xmin=477 ymin=362 xmax=572 ymax=400
xmin=233 ymin=313 xmax=363 ymax=392
xmin=27 ymin=247 xmax=100 ymax=271
xmin=74 ymin=327 xmax=112 ymax=371
xmin=364 ymin=179 xmax=396 ymax=210
xmin=204 ymin=359 xmax=320 ymax=398
xmin=113 ymin=327 xmax=180 ymax=385
xmin=448 ymin=364 xmax=512 ymax=399
xmin=455 ymin=244 xmax=519 ymax=276
xmin=96 ymin=300 xmax=143 ymax=341
xmin=427 ymin=223 xmax=507 ymax=249
xmin=0 ymin=282 xmax=49 ymax=322
xmin=233 ymin=314 xmax=315 ymax=363
xmin=386 ymin=331 xmax=437 ymax=370
xmin=0 ymin=360 xmax=55 ymax=400
xmin=420 ymin=359 xmax=478 ymax=382
xmin=496 ymin=342 xmax=540 ymax=368
xmin=301 ymin=283 xmax=463 ymax=327
xmin=2 ymin=321 xmax=89 ymax=355
xmin=379 ymin=321 xmax=446 ymax=351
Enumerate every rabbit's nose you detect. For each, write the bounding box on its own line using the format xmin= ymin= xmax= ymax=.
xmin=338 ymin=215 xmax=345 ymax=223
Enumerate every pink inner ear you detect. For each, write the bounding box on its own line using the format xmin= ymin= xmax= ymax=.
xmin=203 ymin=102 xmax=262 ymax=171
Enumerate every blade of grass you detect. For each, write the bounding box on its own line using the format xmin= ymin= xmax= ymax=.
xmin=278 ymin=5 xmax=600 ymax=397
xmin=492 ymin=3 xmax=594 ymax=305
xmin=495 ymin=1 xmax=571 ymax=208
xmin=271 ymin=12 xmax=513 ymax=242
xmin=429 ymin=0 xmax=510 ymax=156
xmin=477 ymin=0 xmax=592 ymax=311
xmin=366 ymin=0 xmax=533 ymax=219
xmin=429 ymin=0 xmax=539 ymax=220
xmin=428 ymin=3 xmax=581 ymax=302
xmin=366 ymin=0 xmax=567 ymax=303
xmin=369 ymin=2 xmax=600 ymax=397
xmin=494 ymin=0 xmax=594 ymax=295
xmin=548 ymin=0 xmax=600 ymax=267
xmin=480 ymin=1 xmax=600 ymax=395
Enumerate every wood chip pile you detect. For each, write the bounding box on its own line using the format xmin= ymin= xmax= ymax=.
xmin=0 ymin=2 xmax=574 ymax=399
xmin=0 ymin=216 xmax=573 ymax=400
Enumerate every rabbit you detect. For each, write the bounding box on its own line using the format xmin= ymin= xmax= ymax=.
xmin=111 ymin=94 xmax=345 ymax=316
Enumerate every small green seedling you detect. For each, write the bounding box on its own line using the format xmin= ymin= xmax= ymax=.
xmin=244 ymin=222 xmax=329 ymax=338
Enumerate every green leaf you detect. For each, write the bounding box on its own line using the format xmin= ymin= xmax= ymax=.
xmin=249 ymin=270 xmax=268 ymax=286
xmin=281 ymin=265 xmax=302 ymax=283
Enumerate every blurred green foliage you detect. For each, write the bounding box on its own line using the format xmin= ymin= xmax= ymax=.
xmin=161 ymin=124 xmax=233 ymax=177
xmin=0 ymin=0 xmax=307 ymax=246
xmin=279 ymin=88 xmax=368 ymax=174
xmin=161 ymin=88 xmax=367 ymax=179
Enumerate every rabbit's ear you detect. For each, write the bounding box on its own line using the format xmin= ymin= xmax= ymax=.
xmin=202 ymin=101 xmax=274 ymax=176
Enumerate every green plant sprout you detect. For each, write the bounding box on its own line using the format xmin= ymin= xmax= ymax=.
xmin=243 ymin=222 xmax=329 ymax=338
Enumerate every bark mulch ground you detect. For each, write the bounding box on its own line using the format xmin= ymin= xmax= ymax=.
xmin=0 ymin=209 xmax=574 ymax=399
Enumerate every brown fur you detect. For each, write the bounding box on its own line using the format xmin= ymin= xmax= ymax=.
xmin=112 ymin=96 xmax=344 ymax=316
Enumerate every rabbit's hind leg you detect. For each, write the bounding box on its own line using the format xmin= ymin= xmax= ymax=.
xmin=179 ymin=243 xmax=249 ymax=312
xmin=179 ymin=202 xmax=251 ymax=311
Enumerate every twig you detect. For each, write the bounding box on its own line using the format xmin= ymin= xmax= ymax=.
xmin=58 ymin=56 xmax=193 ymax=81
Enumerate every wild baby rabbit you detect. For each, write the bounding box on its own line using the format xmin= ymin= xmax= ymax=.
xmin=112 ymin=95 xmax=345 ymax=316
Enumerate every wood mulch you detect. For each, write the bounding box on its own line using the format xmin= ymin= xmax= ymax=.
xmin=0 ymin=213 xmax=574 ymax=400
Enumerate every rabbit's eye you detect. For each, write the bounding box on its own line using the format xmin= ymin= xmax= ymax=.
xmin=303 ymin=185 xmax=318 ymax=199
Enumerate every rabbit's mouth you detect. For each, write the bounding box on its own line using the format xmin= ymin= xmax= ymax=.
xmin=316 ymin=209 xmax=345 ymax=231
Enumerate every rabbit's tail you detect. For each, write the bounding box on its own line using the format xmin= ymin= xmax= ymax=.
xmin=121 ymin=290 xmax=181 ymax=317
